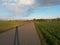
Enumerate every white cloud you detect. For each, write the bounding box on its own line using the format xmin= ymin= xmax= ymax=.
xmin=0 ymin=0 xmax=17 ymax=2
xmin=1 ymin=0 xmax=60 ymax=16
xmin=18 ymin=0 xmax=34 ymax=5
xmin=1 ymin=0 xmax=35 ymax=16
xmin=2 ymin=3 xmax=16 ymax=10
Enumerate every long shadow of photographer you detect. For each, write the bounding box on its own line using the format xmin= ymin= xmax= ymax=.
xmin=14 ymin=26 xmax=20 ymax=45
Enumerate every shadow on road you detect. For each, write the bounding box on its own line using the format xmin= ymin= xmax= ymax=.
xmin=14 ymin=26 xmax=20 ymax=45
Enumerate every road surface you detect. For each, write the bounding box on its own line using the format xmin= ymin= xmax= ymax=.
xmin=0 ymin=22 xmax=41 ymax=45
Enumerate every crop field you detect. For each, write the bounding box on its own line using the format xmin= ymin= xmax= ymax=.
xmin=35 ymin=21 xmax=60 ymax=45
xmin=0 ymin=21 xmax=27 ymax=33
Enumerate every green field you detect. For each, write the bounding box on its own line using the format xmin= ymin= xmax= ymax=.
xmin=0 ymin=21 xmax=27 ymax=33
xmin=35 ymin=21 xmax=60 ymax=45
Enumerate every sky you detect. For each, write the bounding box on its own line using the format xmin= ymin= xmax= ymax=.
xmin=0 ymin=0 xmax=60 ymax=20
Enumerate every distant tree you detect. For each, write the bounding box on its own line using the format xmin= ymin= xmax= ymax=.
xmin=56 ymin=18 xmax=60 ymax=21
xmin=33 ymin=18 xmax=37 ymax=21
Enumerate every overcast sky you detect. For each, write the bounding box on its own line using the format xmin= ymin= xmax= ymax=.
xmin=0 ymin=0 xmax=60 ymax=20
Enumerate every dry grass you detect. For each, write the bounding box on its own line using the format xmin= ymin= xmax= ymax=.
xmin=0 ymin=21 xmax=27 ymax=33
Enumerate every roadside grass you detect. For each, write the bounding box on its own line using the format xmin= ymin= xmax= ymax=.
xmin=0 ymin=21 xmax=27 ymax=33
xmin=35 ymin=23 xmax=48 ymax=45
xmin=34 ymin=21 xmax=60 ymax=45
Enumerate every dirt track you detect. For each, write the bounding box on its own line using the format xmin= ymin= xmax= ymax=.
xmin=0 ymin=22 xmax=41 ymax=45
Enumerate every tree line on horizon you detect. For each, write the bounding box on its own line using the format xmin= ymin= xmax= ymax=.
xmin=33 ymin=18 xmax=60 ymax=21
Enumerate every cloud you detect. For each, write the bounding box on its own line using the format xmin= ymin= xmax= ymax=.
xmin=18 ymin=0 xmax=34 ymax=5
xmin=1 ymin=0 xmax=60 ymax=7
xmin=0 ymin=0 xmax=17 ymax=2
xmin=36 ymin=0 xmax=60 ymax=6
xmin=1 ymin=0 xmax=60 ymax=16
xmin=1 ymin=0 xmax=35 ymax=16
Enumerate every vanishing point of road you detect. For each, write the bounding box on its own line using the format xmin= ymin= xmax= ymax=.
xmin=0 ymin=22 xmax=41 ymax=45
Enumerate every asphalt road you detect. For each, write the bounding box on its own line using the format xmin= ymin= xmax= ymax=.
xmin=0 ymin=22 xmax=41 ymax=45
